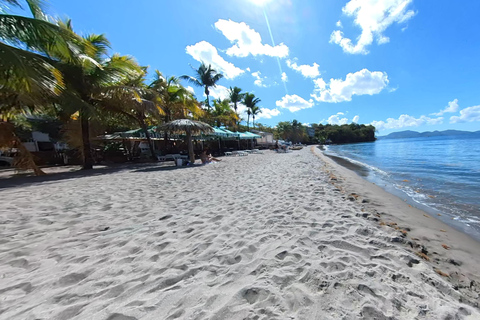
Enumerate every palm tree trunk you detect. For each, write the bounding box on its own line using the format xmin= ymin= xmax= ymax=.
xmin=186 ymin=129 xmax=195 ymax=164
xmin=80 ymin=109 xmax=93 ymax=170
xmin=234 ymin=103 xmax=238 ymax=125
xmin=205 ymin=86 xmax=211 ymax=111
xmin=140 ymin=121 xmax=157 ymax=161
xmin=253 ymin=116 xmax=255 ymax=129
xmin=247 ymin=114 xmax=250 ymax=130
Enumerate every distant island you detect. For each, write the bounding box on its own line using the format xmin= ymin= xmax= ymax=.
xmin=377 ymin=130 xmax=480 ymax=140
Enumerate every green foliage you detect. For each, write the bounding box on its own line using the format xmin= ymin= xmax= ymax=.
xmin=180 ymin=62 xmax=223 ymax=108
xmin=313 ymin=123 xmax=376 ymax=144
xmin=275 ymin=119 xmax=308 ymax=143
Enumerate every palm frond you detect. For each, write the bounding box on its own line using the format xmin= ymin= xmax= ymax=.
xmin=0 ymin=42 xmax=64 ymax=97
xmin=180 ymin=74 xmax=202 ymax=87
xmin=0 ymin=15 xmax=78 ymax=60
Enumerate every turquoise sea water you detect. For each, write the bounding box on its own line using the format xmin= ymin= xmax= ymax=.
xmin=323 ymin=135 xmax=480 ymax=241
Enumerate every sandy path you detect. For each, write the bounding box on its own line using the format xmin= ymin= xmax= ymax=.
xmin=0 ymin=148 xmax=478 ymax=319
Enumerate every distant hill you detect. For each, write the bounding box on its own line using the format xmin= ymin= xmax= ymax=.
xmin=378 ymin=130 xmax=480 ymax=139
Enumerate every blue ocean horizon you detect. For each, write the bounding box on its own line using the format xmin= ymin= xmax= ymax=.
xmin=323 ymin=134 xmax=480 ymax=241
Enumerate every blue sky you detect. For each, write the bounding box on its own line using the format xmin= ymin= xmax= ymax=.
xmin=43 ymin=0 xmax=480 ymax=134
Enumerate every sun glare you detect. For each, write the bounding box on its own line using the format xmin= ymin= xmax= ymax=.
xmin=248 ymin=0 xmax=274 ymax=7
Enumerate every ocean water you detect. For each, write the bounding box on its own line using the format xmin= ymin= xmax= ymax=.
xmin=323 ymin=135 xmax=480 ymax=241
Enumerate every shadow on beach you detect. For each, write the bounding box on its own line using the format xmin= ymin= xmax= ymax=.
xmin=0 ymin=162 xmax=197 ymax=189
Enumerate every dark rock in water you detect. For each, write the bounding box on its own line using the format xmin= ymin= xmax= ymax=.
xmin=421 ymin=246 xmax=428 ymax=254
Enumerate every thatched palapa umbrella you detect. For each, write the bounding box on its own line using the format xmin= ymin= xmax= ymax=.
xmin=160 ymin=119 xmax=213 ymax=164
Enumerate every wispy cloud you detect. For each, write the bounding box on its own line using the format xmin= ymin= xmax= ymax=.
xmin=330 ymin=0 xmax=416 ymax=54
xmin=431 ymin=99 xmax=459 ymax=116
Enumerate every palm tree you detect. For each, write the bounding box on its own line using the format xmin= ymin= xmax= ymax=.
xmin=149 ymin=71 xmax=203 ymax=122
xmin=53 ymin=23 xmax=142 ymax=169
xmin=212 ymin=98 xmax=238 ymax=128
xmin=148 ymin=71 xmax=203 ymax=152
xmin=180 ymin=62 xmax=223 ymax=110
xmin=243 ymin=93 xmax=261 ymax=130
xmin=0 ymin=1 xmax=83 ymax=174
xmin=102 ymin=69 xmax=165 ymax=161
xmin=250 ymin=105 xmax=262 ymax=129
xmin=228 ymin=86 xmax=244 ymax=125
xmin=0 ymin=1 xmax=81 ymax=118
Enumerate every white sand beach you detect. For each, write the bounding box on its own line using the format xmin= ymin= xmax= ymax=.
xmin=1 ymin=147 xmax=479 ymax=319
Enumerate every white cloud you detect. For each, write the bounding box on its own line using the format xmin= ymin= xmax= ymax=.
xmin=252 ymin=71 xmax=268 ymax=87
xmin=371 ymin=114 xmax=443 ymax=131
xmin=336 ymin=20 xmax=343 ymax=28
xmin=352 ymin=115 xmax=360 ymax=123
xmin=450 ymin=105 xmax=480 ymax=123
xmin=246 ymin=67 xmax=251 ymax=72
xmin=327 ymin=112 xmax=349 ymax=125
xmin=214 ymin=19 xmax=289 ymax=58
xmin=185 ymin=41 xmax=244 ymax=79
xmin=330 ymin=0 xmax=415 ymax=54
xmin=311 ymin=69 xmax=389 ymax=103
xmin=275 ymin=94 xmax=314 ymax=113
xmin=431 ymin=99 xmax=459 ymax=116
xmin=256 ymin=108 xmax=281 ymax=119
xmin=185 ymin=86 xmax=195 ymax=95
xmin=286 ymin=59 xmax=320 ymax=78
xmin=281 ymin=72 xmax=288 ymax=82
xmin=207 ymin=85 xmax=230 ymax=101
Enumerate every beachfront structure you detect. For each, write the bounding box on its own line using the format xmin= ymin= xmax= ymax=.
xmin=251 ymin=130 xmax=274 ymax=147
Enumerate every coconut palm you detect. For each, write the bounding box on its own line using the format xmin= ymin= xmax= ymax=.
xmin=212 ymin=98 xmax=238 ymax=128
xmin=160 ymin=119 xmax=213 ymax=164
xmin=53 ymin=23 xmax=143 ymax=169
xmin=101 ymin=69 xmax=165 ymax=161
xmin=243 ymin=93 xmax=261 ymax=130
xmin=0 ymin=0 xmax=79 ymax=102
xmin=228 ymin=86 xmax=244 ymax=125
xmin=149 ymin=71 xmax=203 ymax=122
xmin=180 ymin=62 xmax=223 ymax=110
xmin=250 ymin=105 xmax=262 ymax=129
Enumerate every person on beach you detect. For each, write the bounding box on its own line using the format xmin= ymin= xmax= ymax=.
xmin=200 ymin=150 xmax=221 ymax=164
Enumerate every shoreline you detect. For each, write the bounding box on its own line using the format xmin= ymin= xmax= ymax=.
xmin=322 ymin=151 xmax=480 ymax=242
xmin=312 ymin=146 xmax=480 ymax=304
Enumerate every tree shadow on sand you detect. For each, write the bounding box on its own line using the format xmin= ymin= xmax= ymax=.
xmin=0 ymin=162 xmax=199 ymax=189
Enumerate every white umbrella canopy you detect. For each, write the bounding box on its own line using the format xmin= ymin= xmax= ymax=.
xmin=159 ymin=119 xmax=214 ymax=164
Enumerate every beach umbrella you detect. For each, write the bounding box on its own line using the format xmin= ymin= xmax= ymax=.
xmin=159 ymin=119 xmax=214 ymax=164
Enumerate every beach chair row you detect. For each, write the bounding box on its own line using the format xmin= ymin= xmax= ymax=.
xmin=225 ymin=149 xmax=264 ymax=157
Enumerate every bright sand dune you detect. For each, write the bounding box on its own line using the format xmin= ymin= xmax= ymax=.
xmin=1 ymin=147 xmax=479 ymax=319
